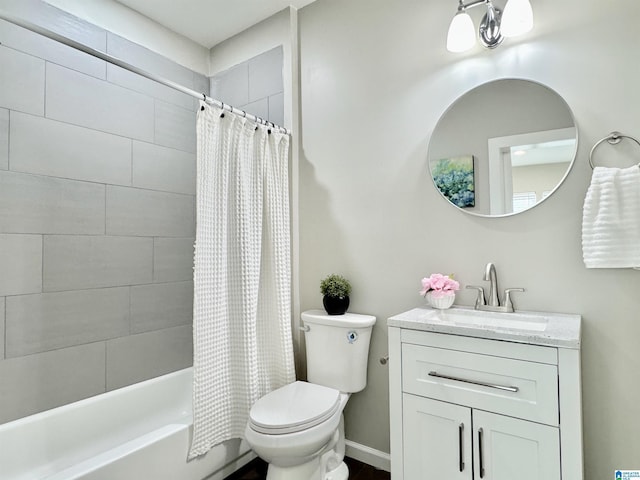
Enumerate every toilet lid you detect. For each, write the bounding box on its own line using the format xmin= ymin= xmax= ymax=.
xmin=249 ymin=381 xmax=341 ymax=435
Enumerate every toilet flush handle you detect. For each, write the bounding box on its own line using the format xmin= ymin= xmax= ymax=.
xmin=299 ymin=325 xmax=310 ymax=332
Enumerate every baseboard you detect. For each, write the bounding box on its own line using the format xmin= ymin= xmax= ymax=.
xmin=345 ymin=439 xmax=391 ymax=472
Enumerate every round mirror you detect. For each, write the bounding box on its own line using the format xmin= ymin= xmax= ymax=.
xmin=428 ymin=79 xmax=578 ymax=217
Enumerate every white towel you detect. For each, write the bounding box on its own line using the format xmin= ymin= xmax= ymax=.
xmin=582 ymin=164 xmax=640 ymax=268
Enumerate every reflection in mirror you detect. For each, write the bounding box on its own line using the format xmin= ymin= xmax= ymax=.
xmin=428 ymin=79 xmax=577 ymax=217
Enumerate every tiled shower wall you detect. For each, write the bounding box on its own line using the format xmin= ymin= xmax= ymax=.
xmin=0 ymin=3 xmax=207 ymax=424
xmin=210 ymin=46 xmax=284 ymax=128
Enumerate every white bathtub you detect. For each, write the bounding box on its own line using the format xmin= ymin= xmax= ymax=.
xmin=0 ymin=368 xmax=254 ymax=480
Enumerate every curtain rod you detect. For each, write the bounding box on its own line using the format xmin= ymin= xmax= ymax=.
xmin=0 ymin=11 xmax=291 ymax=135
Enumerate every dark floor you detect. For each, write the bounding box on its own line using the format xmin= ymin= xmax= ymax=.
xmin=224 ymin=456 xmax=390 ymax=480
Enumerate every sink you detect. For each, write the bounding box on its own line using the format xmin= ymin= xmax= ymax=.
xmin=424 ymin=307 xmax=549 ymax=332
xmin=388 ymin=306 xmax=582 ymax=348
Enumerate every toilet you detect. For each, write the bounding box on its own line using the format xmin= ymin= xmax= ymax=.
xmin=244 ymin=309 xmax=376 ymax=480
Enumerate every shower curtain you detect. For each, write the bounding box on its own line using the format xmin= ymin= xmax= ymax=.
xmin=189 ymin=102 xmax=295 ymax=459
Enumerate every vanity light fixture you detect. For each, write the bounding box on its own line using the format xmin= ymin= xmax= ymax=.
xmin=446 ymin=0 xmax=533 ymax=53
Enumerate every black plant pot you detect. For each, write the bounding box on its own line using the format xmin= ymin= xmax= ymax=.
xmin=323 ymin=295 xmax=350 ymax=315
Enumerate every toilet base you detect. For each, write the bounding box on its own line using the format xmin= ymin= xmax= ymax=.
xmin=265 ymin=459 xmax=348 ymax=480
xmin=264 ymin=416 xmax=348 ymax=480
xmin=326 ymin=461 xmax=349 ymax=480
xmin=265 ymin=458 xmax=321 ymax=480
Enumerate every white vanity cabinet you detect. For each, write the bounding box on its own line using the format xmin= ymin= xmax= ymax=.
xmin=388 ymin=308 xmax=582 ymax=480
xmin=403 ymin=395 xmax=560 ymax=480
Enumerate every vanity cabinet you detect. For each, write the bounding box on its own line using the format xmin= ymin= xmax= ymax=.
xmin=388 ymin=309 xmax=583 ymax=480
xmin=403 ymin=395 xmax=560 ymax=480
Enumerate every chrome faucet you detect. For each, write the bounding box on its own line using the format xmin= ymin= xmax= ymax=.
xmin=466 ymin=263 xmax=525 ymax=313
xmin=484 ymin=262 xmax=499 ymax=307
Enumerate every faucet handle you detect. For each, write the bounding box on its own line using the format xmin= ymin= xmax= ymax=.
xmin=466 ymin=285 xmax=486 ymax=309
xmin=503 ymin=288 xmax=525 ymax=312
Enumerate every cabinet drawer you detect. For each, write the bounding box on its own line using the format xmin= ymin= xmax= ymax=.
xmin=402 ymin=343 xmax=559 ymax=426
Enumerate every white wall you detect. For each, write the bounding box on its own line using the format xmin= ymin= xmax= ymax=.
xmin=298 ymin=0 xmax=640 ymax=477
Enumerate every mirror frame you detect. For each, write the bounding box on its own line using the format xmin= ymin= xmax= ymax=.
xmin=427 ymin=78 xmax=579 ymax=218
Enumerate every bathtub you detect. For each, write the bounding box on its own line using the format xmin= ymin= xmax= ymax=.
xmin=0 ymin=368 xmax=254 ymax=480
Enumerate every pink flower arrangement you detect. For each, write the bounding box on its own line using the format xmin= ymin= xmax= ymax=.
xmin=419 ymin=273 xmax=460 ymax=299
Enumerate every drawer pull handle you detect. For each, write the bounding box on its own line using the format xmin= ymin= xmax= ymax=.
xmin=427 ymin=371 xmax=519 ymax=393
xmin=478 ymin=428 xmax=485 ymax=478
xmin=458 ymin=423 xmax=465 ymax=472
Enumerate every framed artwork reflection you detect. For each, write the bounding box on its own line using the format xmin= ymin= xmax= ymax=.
xmin=430 ymin=155 xmax=475 ymax=208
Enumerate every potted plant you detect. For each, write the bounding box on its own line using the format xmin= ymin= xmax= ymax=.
xmin=320 ymin=274 xmax=352 ymax=315
xmin=419 ymin=273 xmax=460 ymax=309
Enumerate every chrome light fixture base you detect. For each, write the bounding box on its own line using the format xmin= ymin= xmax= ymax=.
xmin=478 ymin=5 xmax=504 ymax=48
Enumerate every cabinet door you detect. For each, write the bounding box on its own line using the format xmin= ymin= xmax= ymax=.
xmin=473 ymin=410 xmax=560 ymax=480
xmin=403 ymin=394 xmax=472 ymax=480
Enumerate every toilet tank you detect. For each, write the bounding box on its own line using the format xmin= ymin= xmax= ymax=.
xmin=301 ymin=310 xmax=376 ymax=393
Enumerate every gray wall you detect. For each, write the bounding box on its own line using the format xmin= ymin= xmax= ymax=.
xmin=298 ymin=0 xmax=640 ymax=478
xmin=0 ymin=2 xmax=206 ymax=423
xmin=210 ymin=46 xmax=284 ymax=127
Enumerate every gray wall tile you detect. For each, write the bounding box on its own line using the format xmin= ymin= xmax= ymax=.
xmin=0 ymin=342 xmax=106 ymax=424
xmin=248 ymin=47 xmax=283 ymax=102
xmin=154 ymin=237 xmax=194 ymax=283
xmin=0 ymin=109 xmax=8 ymax=170
xmin=5 ymin=287 xmax=130 ymax=357
xmin=106 ymin=33 xmax=194 ymax=88
xmin=131 ymin=281 xmax=193 ymax=334
xmin=269 ymin=92 xmax=285 ymax=128
xmin=107 ymin=64 xmax=193 ymax=110
xmin=0 ymin=235 xmax=42 ymax=296
xmin=106 ymin=186 xmax=195 ymax=237
xmin=106 ymin=325 xmax=193 ymax=390
xmin=194 ymin=72 xmax=210 ymax=99
xmin=0 ymin=46 xmax=45 ymax=115
xmin=1 ymin=297 xmax=5 ymax=360
xmin=132 ymin=141 xmax=195 ymax=195
xmin=46 ymin=62 xmax=154 ymax=142
xmin=192 ymin=72 xmax=210 ymax=111
xmin=0 ymin=18 xmax=106 ymax=79
xmin=210 ymin=63 xmax=249 ymax=107
xmin=43 ymin=235 xmax=153 ymax=292
xmin=10 ymin=112 xmax=132 ymax=185
xmin=242 ymin=98 xmax=269 ymax=122
xmin=4 ymin=0 xmax=107 ymax=52
xmin=0 ymin=171 xmax=105 ymax=234
xmin=154 ymin=100 xmax=196 ymax=153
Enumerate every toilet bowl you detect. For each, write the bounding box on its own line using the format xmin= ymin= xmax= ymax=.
xmin=244 ymin=381 xmax=350 ymax=478
xmin=245 ymin=310 xmax=376 ymax=480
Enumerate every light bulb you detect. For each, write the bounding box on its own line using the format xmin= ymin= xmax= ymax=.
xmin=447 ymin=11 xmax=476 ymax=52
xmin=501 ymin=0 xmax=533 ymax=37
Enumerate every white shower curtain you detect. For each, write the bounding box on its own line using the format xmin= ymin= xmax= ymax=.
xmin=189 ymin=102 xmax=296 ymax=459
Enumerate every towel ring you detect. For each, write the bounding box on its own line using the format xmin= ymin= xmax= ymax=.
xmin=589 ymin=131 xmax=640 ymax=169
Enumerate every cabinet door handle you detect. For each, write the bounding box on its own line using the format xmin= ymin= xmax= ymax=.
xmin=458 ymin=423 xmax=465 ymax=472
xmin=478 ymin=428 xmax=485 ymax=478
xmin=428 ymin=371 xmax=519 ymax=393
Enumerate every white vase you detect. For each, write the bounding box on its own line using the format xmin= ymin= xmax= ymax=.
xmin=426 ymin=291 xmax=455 ymax=310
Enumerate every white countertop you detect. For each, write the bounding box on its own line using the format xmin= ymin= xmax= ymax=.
xmin=388 ymin=306 xmax=581 ymax=349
